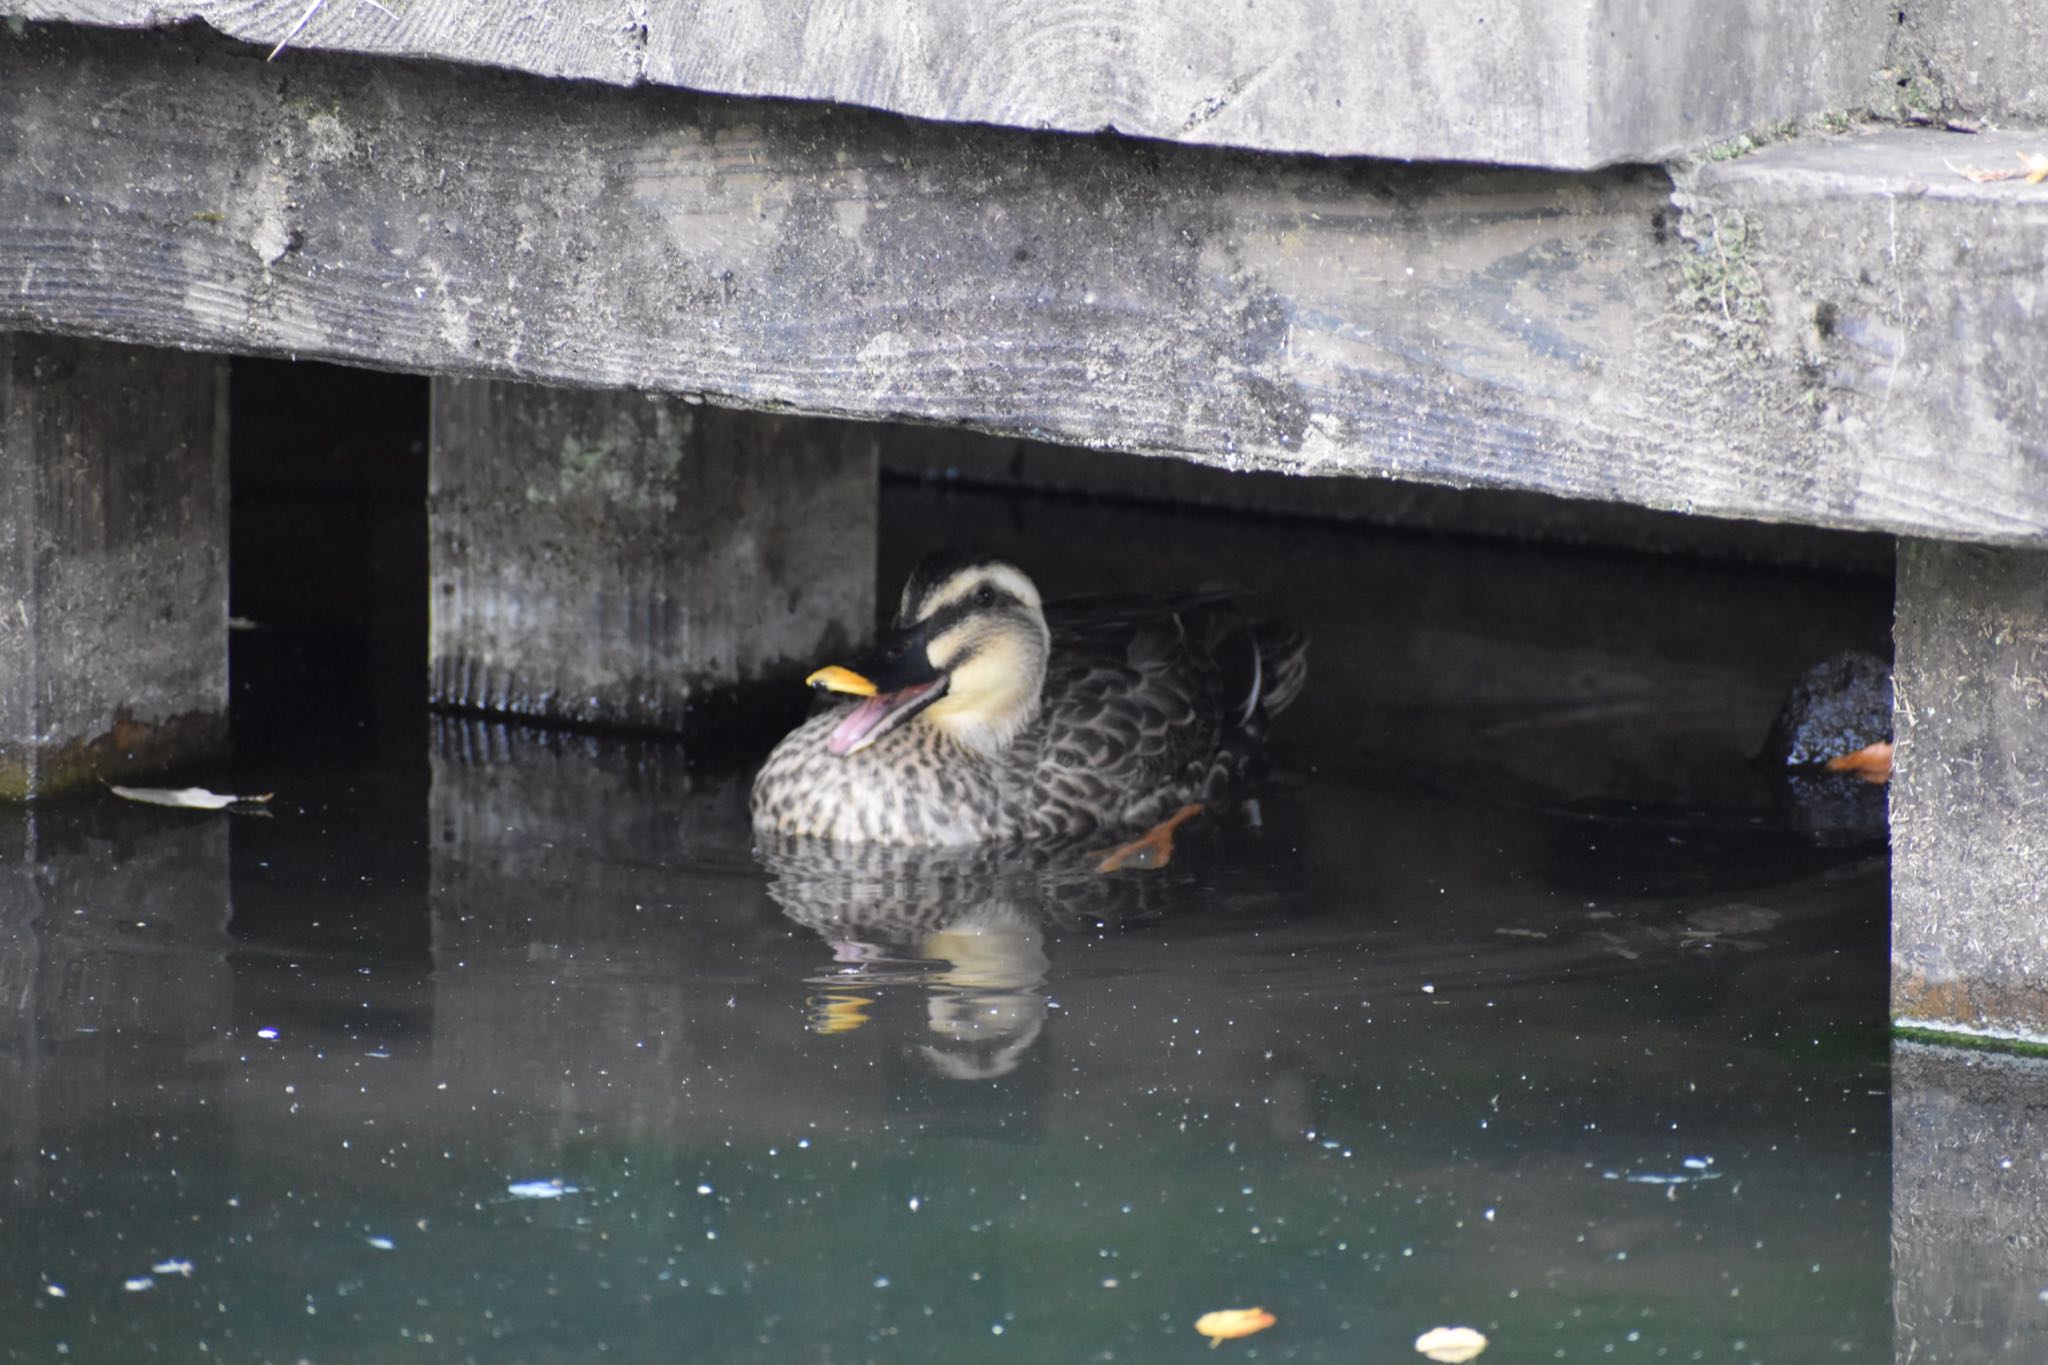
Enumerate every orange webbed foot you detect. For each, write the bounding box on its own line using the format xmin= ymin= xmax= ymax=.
xmin=1824 ymin=740 xmax=1893 ymax=784
xmin=1094 ymin=803 xmax=1206 ymax=874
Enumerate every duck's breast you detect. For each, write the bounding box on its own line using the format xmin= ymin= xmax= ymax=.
xmin=752 ymin=712 xmax=1006 ymax=845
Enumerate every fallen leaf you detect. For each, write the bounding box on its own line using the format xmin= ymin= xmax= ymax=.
xmin=109 ymin=785 xmax=273 ymax=811
xmin=1416 ymin=1325 xmax=1489 ymax=1363
xmin=1950 ymin=152 xmax=2048 ymax=184
xmin=1195 ymin=1307 xmax=1276 ymax=1347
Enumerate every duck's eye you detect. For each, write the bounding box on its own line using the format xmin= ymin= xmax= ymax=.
xmin=973 ymin=585 xmax=996 ymax=608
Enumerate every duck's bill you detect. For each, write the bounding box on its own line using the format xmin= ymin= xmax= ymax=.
xmin=825 ymin=675 xmax=948 ymax=756
xmin=805 ymin=665 xmax=878 ymax=697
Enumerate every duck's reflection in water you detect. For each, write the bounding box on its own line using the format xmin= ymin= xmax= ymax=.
xmin=758 ymin=835 xmax=1170 ymax=1080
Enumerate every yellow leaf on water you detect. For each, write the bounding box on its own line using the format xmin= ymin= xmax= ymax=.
xmin=109 ymin=785 xmax=273 ymax=811
xmin=1194 ymin=1307 xmax=1276 ymax=1347
xmin=1416 ymin=1325 xmax=1489 ymax=1363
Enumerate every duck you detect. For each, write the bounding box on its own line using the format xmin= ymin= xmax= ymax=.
xmin=750 ymin=550 xmax=1307 ymax=850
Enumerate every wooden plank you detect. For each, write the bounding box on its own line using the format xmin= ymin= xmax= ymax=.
xmin=640 ymin=0 xmax=1891 ymax=167
xmin=0 ymin=25 xmax=2044 ymax=545
xmin=2 ymin=0 xmax=1895 ymax=167
xmin=879 ymin=425 xmax=1899 ymax=574
xmin=1691 ymin=133 xmax=2048 ymax=547
xmin=9 ymin=0 xmax=646 ymax=82
xmin=0 ymin=332 xmax=228 ymax=798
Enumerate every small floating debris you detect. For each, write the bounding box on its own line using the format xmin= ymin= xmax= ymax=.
xmin=506 ymin=1179 xmax=580 ymax=1200
xmin=1606 ymin=1168 xmax=1725 ymax=1186
xmin=1416 ymin=1325 xmax=1489 ymax=1362
xmin=110 ymin=785 xmax=273 ymax=811
xmin=151 ymin=1260 xmax=195 ymax=1277
xmin=1194 ymin=1306 xmax=1275 ymax=1347
xmin=123 ymin=1276 xmax=155 ymax=1293
xmin=365 ymin=1235 xmax=396 ymax=1250
xmin=44 ymin=1284 xmax=66 ymax=1299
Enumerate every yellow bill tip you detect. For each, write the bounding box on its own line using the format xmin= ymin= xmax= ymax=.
xmin=806 ymin=664 xmax=878 ymax=697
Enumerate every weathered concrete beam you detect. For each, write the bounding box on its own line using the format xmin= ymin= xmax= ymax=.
xmin=0 ymin=332 xmax=228 ymax=799
xmin=1 ymin=0 xmax=1897 ymax=168
xmin=2 ymin=26 xmax=2043 ymax=548
xmin=1891 ymin=541 xmax=2048 ymax=1040
xmin=430 ymin=378 xmax=875 ymax=733
xmin=1893 ymin=1043 xmax=2048 ymax=1358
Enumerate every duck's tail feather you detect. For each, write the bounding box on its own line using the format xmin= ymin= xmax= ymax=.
xmin=1250 ymin=622 xmax=1309 ymax=721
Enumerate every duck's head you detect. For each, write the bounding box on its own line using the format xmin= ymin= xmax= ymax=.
xmin=807 ymin=552 xmax=1050 ymax=758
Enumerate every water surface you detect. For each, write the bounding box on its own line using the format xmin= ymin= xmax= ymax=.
xmin=1 ymin=485 xmax=1895 ymax=1362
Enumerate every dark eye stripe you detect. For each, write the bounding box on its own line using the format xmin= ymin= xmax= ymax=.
xmin=916 ymin=585 xmax=1021 ymax=634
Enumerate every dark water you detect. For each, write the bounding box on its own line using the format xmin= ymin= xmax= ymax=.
xmin=0 ymin=478 xmax=1904 ymax=1363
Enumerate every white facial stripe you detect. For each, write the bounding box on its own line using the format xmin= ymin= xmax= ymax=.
xmin=917 ymin=563 xmax=1042 ymax=623
xmin=927 ymin=617 xmax=1009 ymax=673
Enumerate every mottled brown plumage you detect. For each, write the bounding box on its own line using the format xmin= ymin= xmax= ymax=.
xmin=750 ymin=553 xmax=1307 ymax=846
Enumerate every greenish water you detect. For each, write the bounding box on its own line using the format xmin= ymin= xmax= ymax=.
xmin=1 ymin=480 xmax=1898 ymax=1362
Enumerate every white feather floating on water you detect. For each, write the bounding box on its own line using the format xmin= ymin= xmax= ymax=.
xmin=109 ymin=786 xmax=273 ymax=811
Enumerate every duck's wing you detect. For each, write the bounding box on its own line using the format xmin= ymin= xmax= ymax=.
xmin=1020 ymin=598 xmax=1245 ymax=831
xmin=1047 ymin=591 xmax=1307 ymax=732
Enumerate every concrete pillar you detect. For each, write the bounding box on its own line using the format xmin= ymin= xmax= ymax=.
xmin=1893 ymin=1042 xmax=2048 ymax=1359
xmin=428 ymin=381 xmax=876 ymax=736
xmin=0 ymin=334 xmax=229 ymax=799
xmin=1891 ymin=541 xmax=2048 ymax=1040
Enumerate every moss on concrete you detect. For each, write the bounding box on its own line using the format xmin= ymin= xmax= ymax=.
xmin=0 ymin=710 xmax=228 ymax=802
xmin=1895 ymin=1025 xmax=2048 ymax=1059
